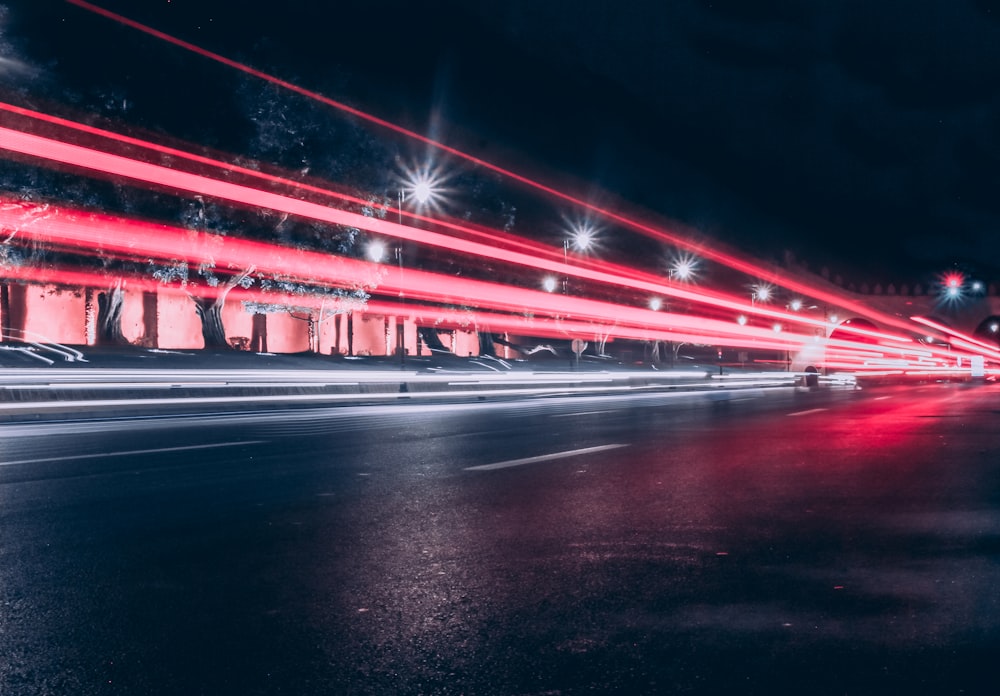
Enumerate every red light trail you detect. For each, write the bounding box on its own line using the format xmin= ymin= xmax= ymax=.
xmin=0 ymin=197 xmax=813 ymax=351
xmin=3 ymin=196 xmax=992 ymax=377
xmin=1 ymin=8 xmax=994 ymax=376
xmin=0 ymin=107 xmax=927 ymax=347
xmin=61 ymin=0 xmax=937 ymax=340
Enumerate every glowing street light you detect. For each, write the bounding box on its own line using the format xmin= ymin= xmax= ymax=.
xmin=398 ymin=160 xmax=449 ymax=217
xmin=940 ymin=271 xmax=965 ymax=303
xmin=788 ymin=298 xmax=803 ymax=311
xmin=563 ymin=218 xmax=599 ymax=256
xmin=751 ymin=283 xmax=773 ymax=305
xmin=542 ymin=276 xmax=559 ymax=293
xmin=649 ymin=297 xmax=663 ymax=311
xmin=560 ymin=219 xmax=600 ymax=295
xmin=736 ymin=315 xmax=748 ymax=326
xmin=668 ymin=253 xmax=699 ymax=282
xmin=365 ymin=239 xmax=387 ymax=263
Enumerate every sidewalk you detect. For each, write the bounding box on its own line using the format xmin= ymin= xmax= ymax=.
xmin=0 ymin=344 xmax=813 ymax=420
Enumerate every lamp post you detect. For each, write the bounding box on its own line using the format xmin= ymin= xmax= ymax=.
xmin=751 ymin=283 xmax=772 ymax=306
xmin=562 ymin=223 xmax=596 ymax=295
xmin=393 ymin=174 xmax=439 ymax=366
xmin=669 ymin=257 xmax=696 ymax=282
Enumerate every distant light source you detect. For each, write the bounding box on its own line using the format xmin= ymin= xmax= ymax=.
xmin=648 ymin=297 xmax=663 ymax=311
xmin=736 ymin=315 xmax=748 ymax=326
xmin=751 ymin=283 xmax=773 ymax=304
xmin=411 ymin=181 xmax=434 ymax=206
xmin=990 ymin=323 xmax=999 ymax=333
xmin=564 ymin=218 xmax=600 ymax=253
xmin=772 ymin=323 xmax=783 ymax=333
xmin=542 ymin=276 xmax=558 ymax=292
xmin=669 ymin=253 xmax=699 ymax=282
xmin=399 ymin=160 xmax=448 ymax=213
xmin=366 ymin=240 xmax=387 ymax=262
xmin=789 ymin=299 xmax=803 ymax=311
xmin=828 ymin=314 xmax=839 ymax=324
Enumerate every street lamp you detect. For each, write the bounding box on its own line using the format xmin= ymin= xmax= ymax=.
xmin=394 ymin=165 xmax=447 ymax=365
xmin=398 ymin=160 xmax=448 ymax=217
xmin=366 ymin=240 xmax=387 ymax=263
xmin=561 ymin=219 xmax=599 ymax=294
xmin=648 ymin=297 xmax=663 ymax=311
xmin=564 ymin=218 xmax=599 ymax=255
xmin=751 ymin=283 xmax=773 ymax=305
xmin=668 ymin=254 xmax=698 ymax=282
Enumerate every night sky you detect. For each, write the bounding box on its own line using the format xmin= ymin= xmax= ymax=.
xmin=3 ymin=0 xmax=1000 ymax=284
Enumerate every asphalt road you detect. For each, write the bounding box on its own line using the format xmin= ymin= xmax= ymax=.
xmin=1 ymin=383 xmax=999 ymax=695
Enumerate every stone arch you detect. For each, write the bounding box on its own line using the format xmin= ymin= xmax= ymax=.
xmin=974 ymin=316 xmax=1000 ymax=345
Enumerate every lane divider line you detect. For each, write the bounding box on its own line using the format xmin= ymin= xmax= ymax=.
xmin=0 ymin=440 xmax=265 ymax=467
xmin=465 ymin=443 xmax=629 ymax=472
xmin=787 ymin=408 xmax=828 ymax=417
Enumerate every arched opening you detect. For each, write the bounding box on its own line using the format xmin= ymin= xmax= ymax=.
xmin=829 ymin=317 xmax=880 ymax=345
xmin=974 ymin=316 xmax=1000 ymax=346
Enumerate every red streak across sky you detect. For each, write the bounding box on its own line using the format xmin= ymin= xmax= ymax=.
xmin=0 ymin=108 xmax=927 ymax=347
xmin=59 ymin=1 xmax=936 ymax=340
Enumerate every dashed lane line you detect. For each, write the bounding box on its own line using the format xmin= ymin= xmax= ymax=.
xmin=0 ymin=440 xmax=265 ymax=467
xmin=787 ymin=408 xmax=828 ymax=417
xmin=465 ymin=444 xmax=629 ymax=472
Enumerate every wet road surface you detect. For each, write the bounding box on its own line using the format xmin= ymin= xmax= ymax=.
xmin=1 ymin=383 xmax=999 ymax=694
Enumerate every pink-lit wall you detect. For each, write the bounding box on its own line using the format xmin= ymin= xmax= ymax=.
xmin=261 ymin=311 xmax=310 ymax=353
xmin=155 ymin=292 xmax=205 ymax=349
xmin=23 ymin=285 xmax=87 ymax=344
xmin=120 ymin=287 xmax=147 ymax=344
xmin=2 ymin=282 xmax=482 ymax=356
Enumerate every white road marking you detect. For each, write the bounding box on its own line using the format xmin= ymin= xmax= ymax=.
xmin=787 ymin=408 xmax=828 ymax=417
xmin=551 ymin=410 xmax=618 ymax=418
xmin=465 ymin=443 xmax=629 ymax=471
xmin=875 ymin=396 xmax=892 ymax=400
xmin=0 ymin=440 xmax=265 ymax=467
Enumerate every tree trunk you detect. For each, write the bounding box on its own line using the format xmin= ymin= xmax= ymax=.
xmin=0 ymin=284 xmax=9 ymax=342
xmin=96 ymin=282 xmax=128 ymax=346
xmin=307 ymin=313 xmax=318 ymax=353
xmin=2 ymin=283 xmax=27 ymax=342
xmin=478 ymin=331 xmax=496 ymax=357
xmin=250 ymin=312 xmax=268 ymax=353
xmin=189 ymin=266 xmax=255 ymax=350
xmin=193 ymin=297 xmax=229 ymax=349
xmin=418 ymin=326 xmax=450 ymax=353
xmin=142 ymin=291 xmax=159 ymax=348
